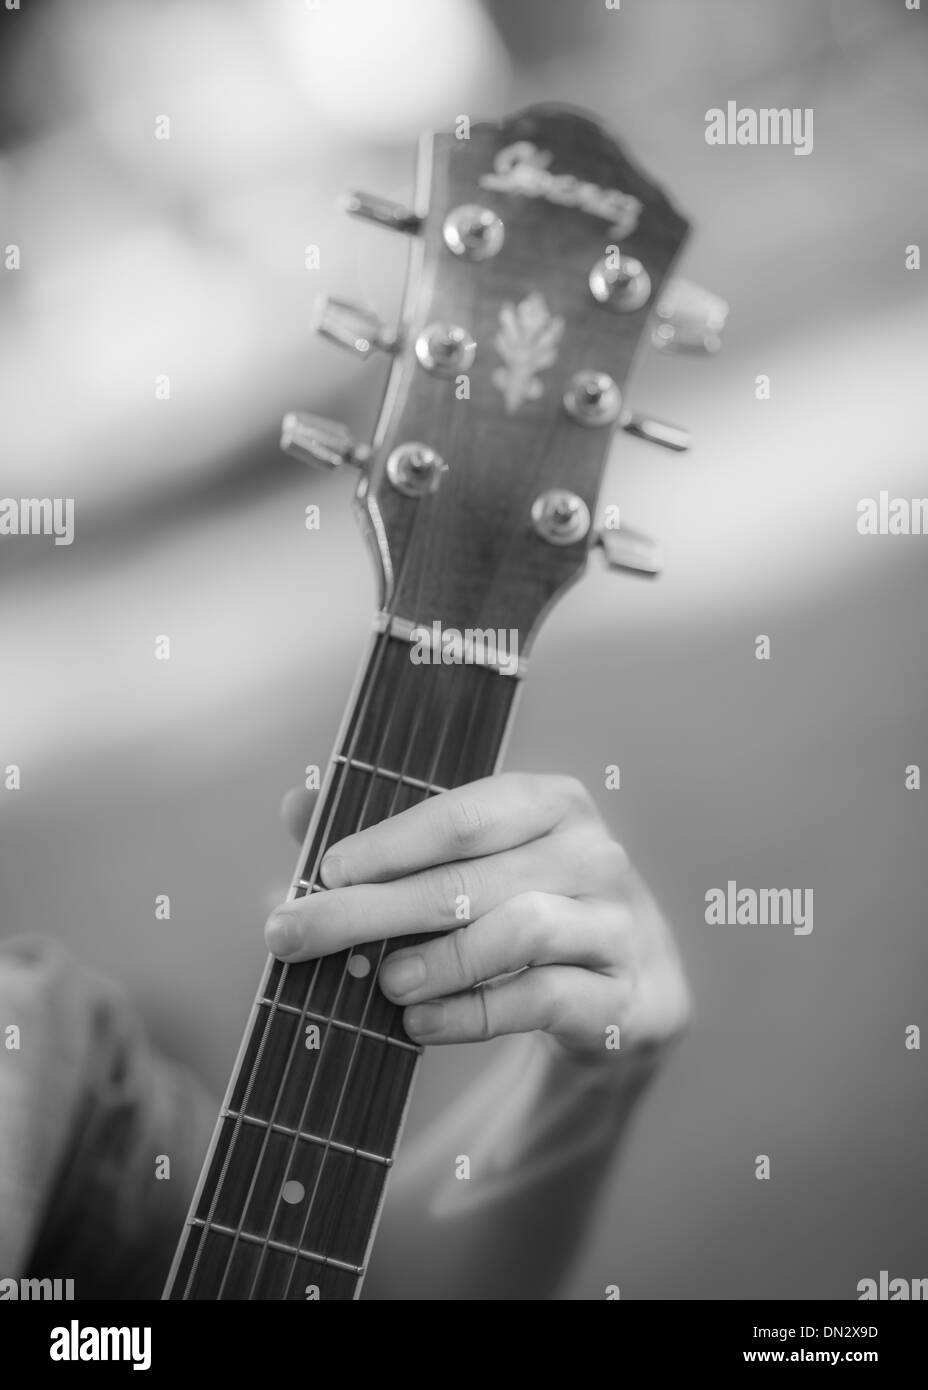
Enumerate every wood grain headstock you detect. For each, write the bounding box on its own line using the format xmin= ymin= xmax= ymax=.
xmin=284 ymin=105 xmax=724 ymax=657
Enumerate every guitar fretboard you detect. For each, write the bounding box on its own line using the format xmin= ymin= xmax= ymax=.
xmin=165 ymin=630 xmax=519 ymax=1299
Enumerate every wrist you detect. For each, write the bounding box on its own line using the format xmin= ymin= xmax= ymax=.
xmin=536 ymin=1026 xmax=676 ymax=1095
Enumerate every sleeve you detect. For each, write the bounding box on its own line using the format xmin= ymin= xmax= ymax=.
xmin=363 ymin=1030 xmax=664 ymax=1300
xmin=0 ymin=935 xmax=217 ymax=1300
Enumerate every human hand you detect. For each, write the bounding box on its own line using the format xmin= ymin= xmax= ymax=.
xmin=268 ymin=774 xmax=690 ymax=1063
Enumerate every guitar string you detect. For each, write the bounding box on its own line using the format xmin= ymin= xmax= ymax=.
xmin=275 ymin=465 xmax=457 ymax=1298
xmin=257 ymin=335 xmax=510 ymax=1294
xmin=218 ymin=636 xmax=405 ymax=1295
xmin=189 ymin=491 xmax=428 ymax=1298
xmin=180 ymin=577 xmax=410 ymax=1297
xmin=275 ymin=464 xmax=518 ymax=1301
xmin=179 ymin=626 xmax=394 ymax=1298
xmin=274 ymin=683 xmax=440 ymax=1298
xmin=328 ymin=664 xmax=511 ymax=1300
xmin=263 ymin=487 xmax=465 ymax=1299
xmin=189 ymin=511 xmax=510 ymax=1292
xmin=272 ymin=380 xmax=521 ymax=1300
xmin=237 ymin=661 xmax=503 ymax=1298
xmin=240 ymin=640 xmax=424 ymax=1298
xmin=275 ymin=451 xmax=481 ymax=1300
xmin=275 ymin=661 xmax=491 ymax=1289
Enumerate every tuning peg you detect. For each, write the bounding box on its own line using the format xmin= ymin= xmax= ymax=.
xmin=597 ymin=524 xmax=663 ymax=577
xmin=589 ymin=253 xmax=652 ymax=313
xmin=314 ymin=296 xmax=398 ymax=360
xmin=342 ymin=191 xmax=422 ymax=235
xmin=653 ymin=278 xmax=729 ymax=355
xmin=621 ymin=412 xmax=691 ymax=452
xmin=280 ymin=412 xmax=371 ymax=470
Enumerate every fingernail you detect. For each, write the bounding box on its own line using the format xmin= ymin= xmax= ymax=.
xmin=320 ymin=853 xmax=349 ymax=889
xmin=381 ymin=954 xmax=426 ymax=999
xmin=265 ymin=911 xmax=301 ymax=957
xmin=405 ymin=1002 xmax=444 ymax=1038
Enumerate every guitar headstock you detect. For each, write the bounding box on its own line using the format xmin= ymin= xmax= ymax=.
xmin=283 ymin=105 xmax=727 ymax=661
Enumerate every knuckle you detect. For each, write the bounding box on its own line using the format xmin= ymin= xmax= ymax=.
xmin=416 ymin=862 xmax=472 ymax=923
xmin=473 ymin=983 xmax=493 ymax=1041
xmin=576 ymin=832 xmax=628 ymax=888
xmin=538 ymin=968 xmax=569 ymax=1031
xmin=627 ymin=954 xmax=693 ymax=1050
xmin=606 ymin=902 xmax=635 ymax=943
xmin=663 ymin=971 xmax=694 ymax=1037
xmin=443 ymin=860 xmax=474 ymax=911
xmin=448 ymin=926 xmax=474 ymax=985
xmin=316 ymin=890 xmax=356 ymax=945
xmin=555 ymin=774 xmax=593 ymax=815
xmin=412 ymin=870 xmax=447 ymax=924
xmin=601 ymin=837 xmax=630 ymax=878
xmin=497 ymin=770 xmax=531 ymax=798
xmin=304 ymin=884 xmax=358 ymax=950
xmin=507 ymin=891 xmax=555 ymax=956
xmin=446 ymin=795 xmax=488 ymax=853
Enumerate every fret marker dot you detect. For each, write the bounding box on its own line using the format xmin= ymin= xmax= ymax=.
xmin=348 ymin=954 xmax=371 ymax=979
xmin=282 ymin=1180 xmax=305 ymax=1205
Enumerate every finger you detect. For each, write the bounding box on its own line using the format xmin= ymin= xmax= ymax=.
xmin=280 ymin=786 xmax=318 ymax=845
xmin=379 ymin=893 xmax=629 ymax=1005
xmin=318 ymin=772 xmax=592 ymax=888
xmin=265 ymin=831 xmax=598 ymax=961
xmin=403 ymin=964 xmax=621 ymax=1048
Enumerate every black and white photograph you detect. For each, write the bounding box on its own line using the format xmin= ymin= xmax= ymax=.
xmin=0 ymin=0 xmax=925 ymax=1361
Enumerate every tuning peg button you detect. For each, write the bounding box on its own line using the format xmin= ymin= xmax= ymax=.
xmin=653 ymin=278 xmax=729 ymax=354
xmin=280 ymin=412 xmax=371 ymax=470
xmin=597 ymin=524 xmax=663 ymax=577
xmin=621 ymin=412 xmax=691 ymax=452
xmin=563 ymin=371 xmax=622 ymax=427
xmin=590 ymin=254 xmax=652 ymax=313
xmin=442 ymin=205 xmax=505 ymax=261
xmin=532 ymin=490 xmax=592 ymax=546
xmin=314 ymin=296 xmax=398 ymax=360
xmin=342 ymin=191 xmax=422 ymax=234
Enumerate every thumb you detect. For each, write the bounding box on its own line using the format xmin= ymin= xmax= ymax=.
xmin=279 ymin=786 xmax=319 ymax=845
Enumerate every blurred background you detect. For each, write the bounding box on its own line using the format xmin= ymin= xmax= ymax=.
xmin=1 ymin=0 xmax=926 ymax=1298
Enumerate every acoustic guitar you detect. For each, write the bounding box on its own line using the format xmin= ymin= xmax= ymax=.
xmin=164 ymin=103 xmax=726 ymax=1301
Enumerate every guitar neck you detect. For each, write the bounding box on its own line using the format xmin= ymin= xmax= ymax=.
xmin=164 ymin=622 xmax=520 ymax=1300
xmin=164 ymin=99 xmax=704 ymax=1301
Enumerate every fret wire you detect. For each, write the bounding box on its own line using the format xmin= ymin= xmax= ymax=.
xmin=273 ymin=662 xmax=431 ymax=1299
xmin=169 ymin=637 xmax=518 ymax=1300
xmin=245 ymin=636 xmax=426 ymax=1299
xmin=377 ymin=612 xmax=527 ymax=679
xmin=207 ymin=802 xmax=333 ymax=1299
xmin=331 ymin=755 xmax=450 ymax=795
xmin=217 ymin=643 xmax=403 ymax=1297
xmin=172 ymin=497 xmax=433 ymax=1299
xmin=222 ymin=1109 xmax=394 ymax=1166
xmin=188 ymin=1220 xmax=364 ymax=1275
xmin=255 ymin=529 xmax=475 ymax=1297
xmin=179 ymin=625 xmax=401 ymax=1299
xmin=290 ymin=656 xmax=516 ymax=1297
xmin=281 ymin=658 xmax=467 ymax=1299
xmin=448 ymin=643 xmax=503 ymax=787
xmin=310 ymin=546 xmax=505 ymax=1285
xmin=254 ymin=997 xmax=422 ymax=1052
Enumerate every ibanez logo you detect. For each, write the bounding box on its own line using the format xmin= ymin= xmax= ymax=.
xmin=480 ymin=142 xmax=642 ymax=239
